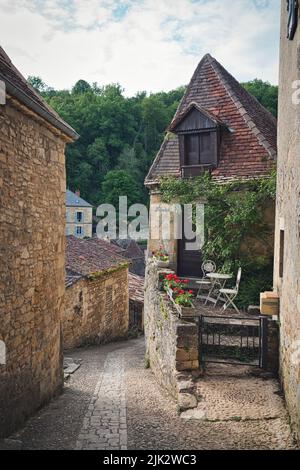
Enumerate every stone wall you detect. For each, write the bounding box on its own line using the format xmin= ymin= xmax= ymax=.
xmin=63 ymin=267 xmax=129 ymax=349
xmin=273 ymin=1 xmax=300 ymax=443
xmin=144 ymin=260 xmax=199 ymax=405
xmin=0 ymin=99 xmax=68 ymax=437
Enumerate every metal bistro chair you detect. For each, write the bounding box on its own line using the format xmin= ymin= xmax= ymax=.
xmin=219 ymin=268 xmax=242 ymax=314
xmin=196 ymin=260 xmax=216 ymax=301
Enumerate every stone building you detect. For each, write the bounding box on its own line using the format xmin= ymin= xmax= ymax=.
xmin=64 ymin=236 xmax=129 ymax=349
xmin=145 ymin=54 xmax=277 ymax=278
xmin=0 ymin=47 xmax=78 ymax=437
xmin=66 ymin=189 xmax=93 ymax=238
xmin=273 ymin=1 xmax=300 ymax=442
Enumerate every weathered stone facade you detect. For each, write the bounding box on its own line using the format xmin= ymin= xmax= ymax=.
xmin=273 ymin=1 xmax=300 ymax=442
xmin=0 ymin=99 xmax=72 ymax=437
xmin=144 ymin=260 xmax=199 ymax=406
xmin=63 ymin=267 xmax=129 ymax=350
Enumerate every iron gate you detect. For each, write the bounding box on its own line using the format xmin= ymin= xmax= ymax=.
xmin=199 ymin=315 xmax=268 ymax=367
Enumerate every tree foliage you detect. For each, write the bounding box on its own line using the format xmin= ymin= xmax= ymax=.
xmin=28 ymin=75 xmax=277 ymax=210
xmin=242 ymin=79 xmax=278 ymax=118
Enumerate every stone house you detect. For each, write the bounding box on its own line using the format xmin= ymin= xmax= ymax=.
xmin=66 ymin=189 xmax=93 ymax=238
xmin=0 ymin=46 xmax=78 ymax=437
xmin=145 ymin=54 xmax=277 ymax=278
xmin=63 ymin=236 xmax=130 ymax=349
xmin=273 ymin=1 xmax=300 ymax=443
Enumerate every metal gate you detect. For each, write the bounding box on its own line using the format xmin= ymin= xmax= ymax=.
xmin=199 ymin=315 xmax=268 ymax=367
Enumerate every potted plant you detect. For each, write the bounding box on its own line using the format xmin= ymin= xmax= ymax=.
xmin=175 ymin=290 xmax=196 ymax=318
xmin=152 ymin=247 xmax=170 ymax=268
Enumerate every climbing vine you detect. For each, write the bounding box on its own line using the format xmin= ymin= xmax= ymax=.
xmin=159 ymin=170 xmax=276 ymax=308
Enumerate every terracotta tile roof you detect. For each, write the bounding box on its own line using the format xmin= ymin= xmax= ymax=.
xmin=66 ymin=236 xmax=129 ymax=277
xmin=145 ymin=53 xmax=277 ymax=185
xmin=128 ymin=273 xmax=144 ymax=304
xmin=0 ymin=46 xmax=78 ymax=140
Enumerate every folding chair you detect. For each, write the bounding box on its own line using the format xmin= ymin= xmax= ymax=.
xmin=219 ymin=268 xmax=242 ymax=314
xmin=196 ymin=260 xmax=216 ymax=300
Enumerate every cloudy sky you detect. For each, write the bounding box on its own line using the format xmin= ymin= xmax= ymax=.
xmin=0 ymin=0 xmax=280 ymax=95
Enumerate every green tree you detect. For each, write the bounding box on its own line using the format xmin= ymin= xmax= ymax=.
xmin=242 ymin=79 xmax=278 ymax=117
xmin=101 ymin=170 xmax=141 ymax=208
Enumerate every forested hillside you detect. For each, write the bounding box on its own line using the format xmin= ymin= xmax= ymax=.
xmin=28 ymin=76 xmax=277 ymax=208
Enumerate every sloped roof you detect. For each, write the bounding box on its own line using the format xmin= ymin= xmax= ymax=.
xmin=0 ymin=46 xmax=78 ymax=140
xmin=128 ymin=273 xmax=144 ymax=304
xmin=66 ymin=189 xmax=93 ymax=208
xmin=146 ymin=54 xmax=277 ymax=185
xmin=66 ymin=236 xmax=129 ymax=277
xmin=111 ymin=239 xmax=145 ymax=260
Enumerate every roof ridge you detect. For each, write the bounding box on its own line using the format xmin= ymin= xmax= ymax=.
xmin=208 ymin=55 xmax=277 ymax=158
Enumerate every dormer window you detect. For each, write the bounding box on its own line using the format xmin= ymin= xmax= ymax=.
xmin=169 ymin=103 xmax=225 ymax=178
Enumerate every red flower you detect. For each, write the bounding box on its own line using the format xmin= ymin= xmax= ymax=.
xmin=188 ymin=290 xmax=194 ymax=295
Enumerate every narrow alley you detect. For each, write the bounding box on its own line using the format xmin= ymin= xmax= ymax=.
xmin=3 ymin=338 xmax=296 ymax=451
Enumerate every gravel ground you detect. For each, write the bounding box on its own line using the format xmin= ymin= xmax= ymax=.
xmin=3 ymin=337 xmax=297 ymax=450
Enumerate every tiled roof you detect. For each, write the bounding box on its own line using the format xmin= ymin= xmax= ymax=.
xmin=111 ymin=239 xmax=144 ymax=260
xmin=65 ymin=270 xmax=83 ymax=288
xmin=145 ymin=54 xmax=277 ymax=185
xmin=66 ymin=189 xmax=93 ymax=208
xmin=0 ymin=46 xmax=78 ymax=140
xmin=66 ymin=236 xmax=129 ymax=277
xmin=128 ymin=273 xmax=144 ymax=304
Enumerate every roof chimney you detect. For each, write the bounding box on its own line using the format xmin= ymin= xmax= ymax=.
xmin=75 ymin=189 xmax=80 ymax=197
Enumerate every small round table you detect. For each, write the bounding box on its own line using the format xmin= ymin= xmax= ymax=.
xmin=205 ymin=273 xmax=233 ymax=306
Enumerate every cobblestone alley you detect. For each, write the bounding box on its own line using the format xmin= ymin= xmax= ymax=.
xmin=3 ymin=338 xmax=298 ymax=450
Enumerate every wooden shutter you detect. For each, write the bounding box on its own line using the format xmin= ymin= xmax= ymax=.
xmin=199 ymin=132 xmax=212 ymax=164
xmin=185 ymin=134 xmax=200 ymax=165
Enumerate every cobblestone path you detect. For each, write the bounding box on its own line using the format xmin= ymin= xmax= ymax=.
xmin=6 ymin=338 xmax=297 ymax=450
xmin=76 ymin=351 xmax=127 ymax=450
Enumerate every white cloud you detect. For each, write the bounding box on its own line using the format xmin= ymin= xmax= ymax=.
xmin=0 ymin=0 xmax=280 ymax=95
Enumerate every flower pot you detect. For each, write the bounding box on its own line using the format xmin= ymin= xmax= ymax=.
xmin=156 ymin=260 xmax=170 ymax=268
xmin=179 ymin=304 xmax=196 ymax=319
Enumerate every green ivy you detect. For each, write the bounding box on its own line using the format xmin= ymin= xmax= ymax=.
xmin=159 ymin=170 xmax=276 ymax=309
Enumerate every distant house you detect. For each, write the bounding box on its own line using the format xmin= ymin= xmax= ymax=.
xmin=145 ymin=53 xmax=277 ymax=278
xmin=111 ymin=239 xmax=145 ymax=276
xmin=66 ymin=190 xmax=93 ymax=238
xmin=63 ymin=236 xmax=130 ymax=349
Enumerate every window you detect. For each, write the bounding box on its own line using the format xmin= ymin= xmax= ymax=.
xmin=76 ymin=226 xmax=83 ymax=235
xmin=279 ymin=230 xmax=284 ymax=278
xmin=185 ymin=132 xmax=213 ymax=166
xmin=76 ymin=211 xmax=83 ymax=222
